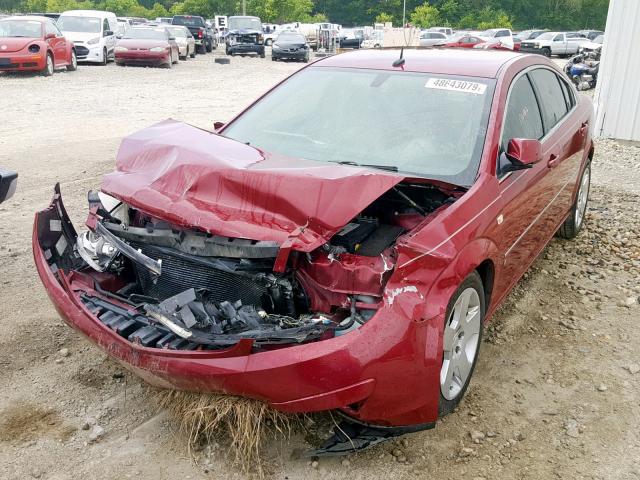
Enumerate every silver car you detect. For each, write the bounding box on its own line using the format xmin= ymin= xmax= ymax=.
xmin=419 ymin=31 xmax=448 ymax=47
xmin=167 ymin=25 xmax=196 ymax=60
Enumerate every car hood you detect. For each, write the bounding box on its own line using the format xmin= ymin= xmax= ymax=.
xmin=61 ymin=31 xmax=101 ymax=43
xmin=117 ymin=39 xmax=168 ymax=49
xmin=0 ymin=37 xmax=40 ymax=52
xmin=101 ymin=120 xmax=404 ymax=252
xmin=228 ymin=29 xmax=261 ymax=35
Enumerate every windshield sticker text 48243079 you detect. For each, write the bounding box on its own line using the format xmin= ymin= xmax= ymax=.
xmin=425 ymin=78 xmax=487 ymax=95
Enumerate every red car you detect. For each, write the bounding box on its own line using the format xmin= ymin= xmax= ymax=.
xmin=34 ymin=49 xmax=593 ymax=453
xmin=0 ymin=16 xmax=77 ymax=76
xmin=440 ymin=33 xmax=485 ymax=48
xmin=114 ymin=26 xmax=179 ymax=68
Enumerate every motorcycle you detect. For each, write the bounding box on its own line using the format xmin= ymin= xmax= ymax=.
xmin=564 ymin=51 xmax=600 ymax=91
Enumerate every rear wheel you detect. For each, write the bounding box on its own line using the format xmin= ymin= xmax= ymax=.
xmin=541 ymin=47 xmax=551 ymax=57
xmin=66 ymin=50 xmax=77 ymax=71
xmin=439 ymin=271 xmax=484 ymax=416
xmin=558 ymin=163 xmax=591 ymax=239
xmin=42 ymin=53 xmax=54 ymax=76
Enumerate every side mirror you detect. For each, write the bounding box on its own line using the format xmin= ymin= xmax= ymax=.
xmin=503 ymin=138 xmax=542 ymax=173
xmin=45 ymin=33 xmax=56 ymax=40
xmin=104 ymin=30 xmax=114 ymax=37
xmin=0 ymin=169 xmax=18 ymax=204
xmin=213 ymin=121 xmax=225 ymax=131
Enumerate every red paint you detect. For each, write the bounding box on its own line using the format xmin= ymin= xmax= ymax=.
xmin=114 ymin=38 xmax=179 ymax=67
xmin=34 ymin=49 xmax=593 ymax=428
xmin=0 ymin=16 xmax=75 ymax=72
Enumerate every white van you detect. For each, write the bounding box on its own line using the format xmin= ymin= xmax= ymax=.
xmin=57 ymin=10 xmax=117 ymax=64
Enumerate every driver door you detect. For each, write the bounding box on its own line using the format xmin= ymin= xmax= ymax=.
xmin=493 ymin=72 xmax=556 ymax=294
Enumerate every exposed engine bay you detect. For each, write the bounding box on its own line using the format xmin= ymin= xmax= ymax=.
xmin=37 ymin=182 xmax=456 ymax=352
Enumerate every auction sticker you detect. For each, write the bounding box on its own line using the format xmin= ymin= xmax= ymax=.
xmin=425 ymin=78 xmax=487 ymax=95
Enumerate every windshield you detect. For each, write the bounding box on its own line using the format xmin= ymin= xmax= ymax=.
xmin=594 ymin=35 xmax=604 ymax=43
xmin=536 ymin=32 xmax=556 ymax=40
xmin=57 ymin=16 xmax=101 ymax=33
xmin=172 ymin=16 xmax=204 ymax=27
xmin=479 ymin=29 xmax=497 ymax=37
xmin=0 ymin=19 xmax=42 ymax=37
xmin=224 ymin=68 xmax=495 ymax=186
xmin=277 ymin=33 xmax=305 ymax=42
xmin=229 ymin=17 xmax=261 ymax=30
xmin=123 ymin=28 xmax=167 ymax=40
xmin=167 ymin=26 xmax=187 ymax=38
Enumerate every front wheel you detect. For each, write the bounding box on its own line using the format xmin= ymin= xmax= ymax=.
xmin=558 ymin=163 xmax=591 ymax=239
xmin=541 ymin=47 xmax=551 ymax=57
xmin=101 ymin=47 xmax=107 ymax=65
xmin=439 ymin=271 xmax=484 ymax=416
xmin=42 ymin=53 xmax=54 ymax=76
xmin=66 ymin=50 xmax=77 ymax=71
xmin=190 ymin=47 xmax=196 ymax=58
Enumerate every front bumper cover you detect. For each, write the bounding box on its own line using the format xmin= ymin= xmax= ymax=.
xmin=33 ymin=187 xmax=443 ymax=428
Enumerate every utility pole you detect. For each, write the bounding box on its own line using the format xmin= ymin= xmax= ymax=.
xmin=242 ymin=0 xmax=246 ymax=15
xmin=402 ymin=0 xmax=406 ymax=27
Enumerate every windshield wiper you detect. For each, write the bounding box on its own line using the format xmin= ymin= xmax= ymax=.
xmin=331 ymin=161 xmax=399 ymax=172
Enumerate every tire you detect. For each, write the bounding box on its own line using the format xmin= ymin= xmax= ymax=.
xmin=42 ymin=53 xmax=54 ymax=76
xmin=214 ymin=57 xmax=230 ymax=65
xmin=101 ymin=48 xmax=107 ymax=65
xmin=272 ymin=55 xmax=277 ymax=61
xmin=190 ymin=47 xmax=196 ymax=58
xmin=198 ymin=44 xmax=206 ymax=54
xmin=173 ymin=51 xmax=179 ymax=64
xmin=66 ymin=50 xmax=77 ymax=71
xmin=541 ymin=47 xmax=551 ymax=57
xmin=260 ymin=51 xmax=265 ymax=58
xmin=439 ymin=271 xmax=485 ymax=417
xmin=558 ymin=163 xmax=591 ymax=239
xmin=303 ymin=52 xmax=310 ymax=63
xmin=166 ymin=53 xmax=172 ymax=68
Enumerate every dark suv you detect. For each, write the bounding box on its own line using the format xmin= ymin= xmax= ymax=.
xmin=225 ymin=16 xmax=265 ymax=58
xmin=172 ymin=15 xmax=216 ymax=53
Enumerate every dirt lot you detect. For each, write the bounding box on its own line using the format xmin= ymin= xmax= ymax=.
xmin=1 ymin=52 xmax=639 ymax=480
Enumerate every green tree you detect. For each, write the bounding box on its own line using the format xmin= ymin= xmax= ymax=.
xmin=409 ymin=2 xmax=440 ymax=28
xmin=375 ymin=12 xmax=393 ymax=24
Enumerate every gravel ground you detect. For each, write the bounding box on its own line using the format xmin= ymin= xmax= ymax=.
xmin=1 ymin=51 xmax=639 ymax=480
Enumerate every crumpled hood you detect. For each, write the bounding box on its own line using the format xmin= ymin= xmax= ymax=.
xmin=101 ymin=120 xmax=403 ymax=252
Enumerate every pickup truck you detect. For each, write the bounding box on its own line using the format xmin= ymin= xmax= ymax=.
xmin=520 ymin=31 xmax=588 ymax=57
xmin=172 ymin=15 xmax=216 ymax=53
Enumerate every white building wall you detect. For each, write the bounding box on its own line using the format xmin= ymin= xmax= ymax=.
xmin=594 ymin=0 xmax=640 ymax=141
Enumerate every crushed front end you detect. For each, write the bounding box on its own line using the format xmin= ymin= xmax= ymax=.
xmin=33 ymin=122 xmax=459 ymax=436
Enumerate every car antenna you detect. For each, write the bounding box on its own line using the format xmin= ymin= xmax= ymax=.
xmin=392 ymin=46 xmax=405 ymax=67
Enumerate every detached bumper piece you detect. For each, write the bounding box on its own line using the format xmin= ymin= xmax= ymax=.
xmin=308 ymin=418 xmax=435 ymax=456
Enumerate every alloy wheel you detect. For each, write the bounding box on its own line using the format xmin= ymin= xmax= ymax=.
xmin=440 ymin=288 xmax=481 ymax=400
xmin=575 ymin=165 xmax=590 ymax=229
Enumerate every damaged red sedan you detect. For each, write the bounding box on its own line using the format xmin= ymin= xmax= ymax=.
xmin=33 ymin=49 xmax=593 ymax=454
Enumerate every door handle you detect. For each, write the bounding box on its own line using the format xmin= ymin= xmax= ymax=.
xmin=579 ymin=121 xmax=589 ymax=134
xmin=547 ymin=154 xmax=559 ymax=168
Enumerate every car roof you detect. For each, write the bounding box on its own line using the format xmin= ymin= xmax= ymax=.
xmin=313 ymin=48 xmax=523 ymax=79
xmin=60 ymin=10 xmax=115 ymax=18
xmin=2 ymin=15 xmax=47 ymax=22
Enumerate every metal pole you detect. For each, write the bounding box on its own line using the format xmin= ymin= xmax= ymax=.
xmin=402 ymin=0 xmax=406 ymax=27
xmin=242 ymin=0 xmax=246 ymax=16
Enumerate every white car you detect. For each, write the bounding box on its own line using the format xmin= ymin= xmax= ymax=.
xmin=57 ymin=10 xmax=117 ymax=64
xmin=419 ymin=31 xmax=448 ymax=47
xmin=166 ymin=25 xmax=196 ymax=59
xmin=520 ymin=31 xmax=589 ymax=57
xmin=579 ymin=34 xmax=604 ymax=53
xmin=428 ymin=26 xmax=453 ymax=36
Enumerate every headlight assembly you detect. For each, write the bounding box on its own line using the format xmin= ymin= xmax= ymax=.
xmin=150 ymin=46 xmax=166 ymax=52
xmin=114 ymin=46 xmax=128 ymax=52
xmin=87 ymin=37 xmax=100 ymax=45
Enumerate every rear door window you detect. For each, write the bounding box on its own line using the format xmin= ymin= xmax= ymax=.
xmin=528 ymin=68 xmax=569 ymax=132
